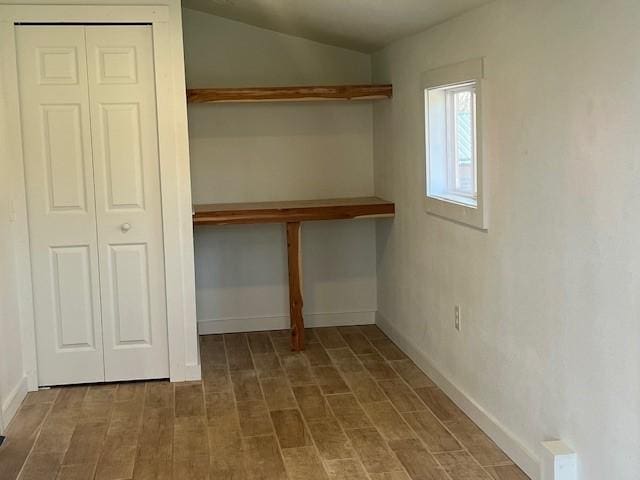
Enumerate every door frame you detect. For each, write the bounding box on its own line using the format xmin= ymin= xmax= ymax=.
xmin=0 ymin=4 xmax=200 ymax=387
xmin=0 ymin=389 xmax=4 ymax=433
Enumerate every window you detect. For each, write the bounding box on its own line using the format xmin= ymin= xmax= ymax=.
xmin=422 ymin=58 xmax=486 ymax=229
xmin=426 ymin=82 xmax=477 ymax=206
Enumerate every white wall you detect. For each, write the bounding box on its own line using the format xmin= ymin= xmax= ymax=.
xmin=0 ymin=62 xmax=26 ymax=432
xmin=372 ymin=1 xmax=640 ymax=479
xmin=0 ymin=175 xmax=26 ymax=436
xmin=183 ymin=9 xmax=379 ymax=332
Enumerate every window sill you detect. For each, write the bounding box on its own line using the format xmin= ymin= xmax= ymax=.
xmin=429 ymin=192 xmax=477 ymax=209
xmin=423 ymin=194 xmax=486 ymax=231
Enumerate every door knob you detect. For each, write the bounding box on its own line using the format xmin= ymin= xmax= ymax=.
xmin=121 ymin=223 xmax=132 ymax=233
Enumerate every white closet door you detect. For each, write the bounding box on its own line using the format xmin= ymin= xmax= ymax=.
xmin=16 ymin=26 xmax=105 ymax=385
xmin=85 ymin=26 xmax=169 ymax=381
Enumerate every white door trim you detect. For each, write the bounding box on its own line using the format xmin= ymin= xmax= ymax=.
xmin=0 ymin=4 xmax=200 ymax=386
xmin=0 ymin=383 xmax=4 ymax=433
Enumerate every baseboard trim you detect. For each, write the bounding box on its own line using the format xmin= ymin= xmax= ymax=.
xmin=1 ymin=375 xmax=28 ymax=433
xmin=183 ymin=362 xmax=202 ymax=382
xmin=198 ymin=311 xmax=375 ymax=335
xmin=375 ymin=312 xmax=541 ymax=480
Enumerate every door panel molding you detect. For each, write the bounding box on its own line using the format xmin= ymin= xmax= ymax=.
xmin=96 ymin=46 xmax=138 ymax=84
xmin=98 ymin=102 xmax=145 ymax=211
xmin=37 ymin=47 xmax=79 ymax=85
xmin=50 ymin=245 xmax=97 ymax=351
xmin=41 ymin=103 xmax=87 ymax=212
xmin=108 ymin=243 xmax=152 ymax=348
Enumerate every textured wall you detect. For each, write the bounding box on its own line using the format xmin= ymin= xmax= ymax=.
xmin=372 ymin=0 xmax=640 ymax=478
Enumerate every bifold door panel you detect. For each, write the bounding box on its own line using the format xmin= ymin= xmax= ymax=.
xmin=85 ymin=27 xmax=168 ymax=382
xmin=17 ymin=27 xmax=104 ymax=385
xmin=16 ymin=25 xmax=169 ymax=386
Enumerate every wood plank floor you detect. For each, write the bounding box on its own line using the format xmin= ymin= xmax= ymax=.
xmin=0 ymin=326 xmax=530 ymax=480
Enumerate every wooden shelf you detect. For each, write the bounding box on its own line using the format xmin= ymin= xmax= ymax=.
xmin=192 ymin=197 xmax=395 ymax=226
xmin=193 ymin=196 xmax=395 ymax=351
xmin=186 ymin=84 xmax=392 ymax=104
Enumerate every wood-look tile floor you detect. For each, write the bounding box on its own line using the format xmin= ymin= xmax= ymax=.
xmin=0 ymin=326 xmax=530 ymax=480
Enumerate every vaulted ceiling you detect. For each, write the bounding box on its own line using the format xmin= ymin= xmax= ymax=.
xmin=182 ymin=0 xmax=494 ymax=52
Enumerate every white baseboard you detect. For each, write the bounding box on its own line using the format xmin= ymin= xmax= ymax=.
xmin=375 ymin=312 xmax=541 ymax=480
xmin=541 ymin=441 xmax=576 ymax=480
xmin=198 ymin=311 xmax=375 ymax=335
xmin=25 ymin=369 xmax=38 ymax=392
xmin=1 ymin=375 xmax=28 ymax=433
xmin=183 ymin=362 xmax=203 ymax=382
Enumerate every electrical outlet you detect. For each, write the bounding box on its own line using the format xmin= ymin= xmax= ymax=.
xmin=454 ymin=305 xmax=461 ymax=331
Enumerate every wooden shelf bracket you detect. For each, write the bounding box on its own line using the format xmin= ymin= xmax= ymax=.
xmin=286 ymin=222 xmax=304 ymax=351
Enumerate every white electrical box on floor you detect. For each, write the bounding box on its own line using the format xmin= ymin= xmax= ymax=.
xmin=541 ymin=440 xmax=577 ymax=480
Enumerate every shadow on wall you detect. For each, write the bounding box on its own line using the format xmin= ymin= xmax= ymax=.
xmin=194 ymin=220 xmax=377 ymax=290
xmin=187 ymin=102 xmax=372 ymax=138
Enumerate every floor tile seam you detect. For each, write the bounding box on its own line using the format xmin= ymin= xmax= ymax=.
xmin=223 ymin=335 xmax=247 ymax=447
xmin=13 ymin=396 xmax=58 ymax=480
xmin=272 ymin=330 xmax=354 ymax=480
xmin=324 ymin=340 xmax=413 ymax=480
xmin=81 ymin=386 xmax=117 ymax=480
xmin=347 ymin=333 xmax=458 ymax=480
xmin=129 ymin=382 xmax=157 ymax=478
xmin=371 ymin=342 xmax=509 ymax=478
xmin=196 ymin=371 xmax=213 ymax=473
xmin=346 ymin=372 xmax=416 ymax=480
xmin=247 ymin=334 xmax=294 ymax=480
xmin=56 ymin=386 xmax=90 ymax=472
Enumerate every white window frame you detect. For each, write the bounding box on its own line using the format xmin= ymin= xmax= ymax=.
xmin=444 ymin=83 xmax=476 ymax=200
xmin=422 ymin=58 xmax=487 ymax=230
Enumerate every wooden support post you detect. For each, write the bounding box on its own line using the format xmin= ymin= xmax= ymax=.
xmin=286 ymin=221 xmax=304 ymax=351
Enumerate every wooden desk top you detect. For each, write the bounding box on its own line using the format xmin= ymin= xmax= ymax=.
xmin=192 ymin=197 xmax=395 ymax=226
